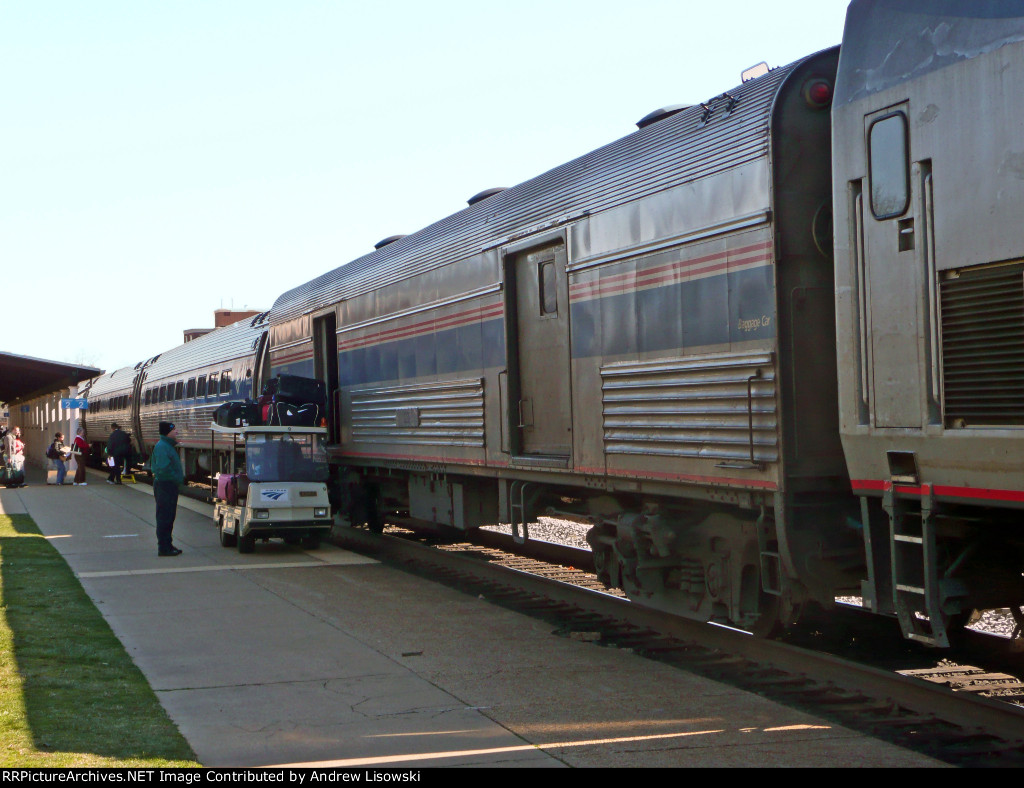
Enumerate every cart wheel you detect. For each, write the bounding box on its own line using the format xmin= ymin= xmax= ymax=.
xmin=237 ymin=525 xmax=255 ymax=554
xmin=219 ymin=516 xmax=237 ymax=548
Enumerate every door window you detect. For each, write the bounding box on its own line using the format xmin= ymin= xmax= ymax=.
xmin=869 ymin=112 xmax=910 ymax=219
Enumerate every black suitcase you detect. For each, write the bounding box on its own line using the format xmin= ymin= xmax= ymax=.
xmin=270 ymin=402 xmax=320 ymax=427
xmin=214 ymin=400 xmax=260 ymax=428
xmin=263 ymin=375 xmax=326 ymax=408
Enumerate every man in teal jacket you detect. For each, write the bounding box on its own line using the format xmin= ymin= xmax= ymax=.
xmin=152 ymin=421 xmax=184 ymax=557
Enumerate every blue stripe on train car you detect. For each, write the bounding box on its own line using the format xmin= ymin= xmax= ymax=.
xmin=571 ymin=266 xmax=776 ymax=359
xmin=339 ymin=316 xmax=505 ymax=388
xmin=273 ymin=358 xmax=316 ymax=380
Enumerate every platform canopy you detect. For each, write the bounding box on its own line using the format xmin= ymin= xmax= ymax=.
xmin=0 ymin=351 xmax=102 ymax=403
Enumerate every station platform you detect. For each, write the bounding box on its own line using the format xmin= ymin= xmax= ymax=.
xmin=0 ymin=464 xmax=947 ymax=768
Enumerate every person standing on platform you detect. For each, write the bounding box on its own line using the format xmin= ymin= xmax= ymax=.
xmin=72 ymin=427 xmax=89 ymax=486
xmin=4 ymin=427 xmax=26 ymax=486
xmin=106 ymin=423 xmax=130 ymax=485
xmin=49 ymin=432 xmax=70 ymax=485
xmin=151 ymin=422 xmax=184 ymax=557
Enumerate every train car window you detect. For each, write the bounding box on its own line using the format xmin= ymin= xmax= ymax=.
xmin=186 ymin=378 xmax=196 ymax=398
xmin=220 ymin=371 xmax=231 ymax=394
xmin=540 ymin=261 xmax=558 ymax=316
xmin=175 ymin=381 xmax=184 ymax=400
xmin=869 ymin=112 xmax=909 ymax=219
xmin=158 ymin=385 xmax=167 ymax=404
xmin=144 ymin=390 xmax=150 ymax=406
xmin=197 ymin=375 xmax=207 ymax=398
xmin=208 ymin=373 xmax=218 ymax=397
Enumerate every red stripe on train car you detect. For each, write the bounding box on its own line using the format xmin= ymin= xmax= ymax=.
xmin=569 ymin=253 xmax=771 ymax=303
xmin=568 ymin=240 xmax=773 ymax=301
xmin=852 ymin=479 xmax=1024 ymax=504
xmin=337 ymin=303 xmax=505 ymax=353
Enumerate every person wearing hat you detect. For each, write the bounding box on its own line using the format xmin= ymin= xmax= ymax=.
xmin=151 ymin=422 xmax=184 ymax=557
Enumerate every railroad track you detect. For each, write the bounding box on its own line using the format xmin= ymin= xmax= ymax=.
xmin=331 ymin=521 xmax=1024 ymax=767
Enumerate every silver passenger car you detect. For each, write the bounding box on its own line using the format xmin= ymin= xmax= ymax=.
xmin=82 ymin=314 xmax=269 ymax=478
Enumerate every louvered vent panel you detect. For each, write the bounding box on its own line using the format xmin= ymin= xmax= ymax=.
xmin=941 ymin=262 xmax=1024 ymax=426
xmin=600 ymin=352 xmax=778 ymax=462
xmin=350 ymin=379 xmax=485 ymax=447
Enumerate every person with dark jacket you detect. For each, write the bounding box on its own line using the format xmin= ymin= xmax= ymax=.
xmin=49 ymin=432 xmax=70 ymax=485
xmin=106 ymin=423 xmax=131 ymax=484
xmin=151 ymin=421 xmax=185 ymax=557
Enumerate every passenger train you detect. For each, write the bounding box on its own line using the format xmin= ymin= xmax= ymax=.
xmin=82 ymin=0 xmax=1024 ymax=647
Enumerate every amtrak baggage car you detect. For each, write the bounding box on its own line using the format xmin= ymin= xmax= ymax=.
xmin=255 ymin=0 xmax=1024 ymax=644
xmin=268 ymin=47 xmax=848 ymax=635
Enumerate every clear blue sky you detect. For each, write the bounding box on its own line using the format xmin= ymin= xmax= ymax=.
xmin=0 ymin=1 xmax=850 ymax=377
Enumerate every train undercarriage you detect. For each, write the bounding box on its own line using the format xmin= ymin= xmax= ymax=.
xmin=340 ymin=465 xmax=870 ymax=638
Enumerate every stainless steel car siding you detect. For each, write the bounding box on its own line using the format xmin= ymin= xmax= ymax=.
xmin=833 ymin=33 xmax=1024 ymax=487
xmin=267 ymin=61 xmax=802 ymax=326
xmin=834 ymin=0 xmax=1024 ymax=108
xmin=568 ymin=227 xmax=779 ymax=488
xmin=568 ymin=160 xmax=771 ymax=271
xmin=336 ymin=285 xmax=504 ymax=467
xmin=598 ymin=351 xmax=779 ymax=464
xmin=349 ymin=378 xmax=485 ymax=449
xmin=336 ymin=251 xmax=501 ymax=330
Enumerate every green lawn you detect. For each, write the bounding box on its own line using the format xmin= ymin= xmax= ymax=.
xmin=0 ymin=513 xmax=200 ymax=767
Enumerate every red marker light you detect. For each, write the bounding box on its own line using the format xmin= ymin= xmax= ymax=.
xmin=805 ymin=79 xmax=833 ymax=109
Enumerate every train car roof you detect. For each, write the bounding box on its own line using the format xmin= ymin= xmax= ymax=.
xmin=82 ymin=364 xmax=141 ymax=398
xmin=83 ymin=314 xmax=267 ymax=397
xmin=270 ymin=53 xmax=820 ymax=324
xmin=835 ymin=0 xmax=1024 ymax=107
xmin=140 ymin=314 xmax=267 ymax=382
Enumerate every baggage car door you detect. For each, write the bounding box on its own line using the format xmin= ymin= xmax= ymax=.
xmin=510 ymin=242 xmax=572 ymax=458
xmin=860 ymin=103 xmax=932 ymax=428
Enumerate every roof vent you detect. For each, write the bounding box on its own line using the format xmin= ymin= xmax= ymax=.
xmin=741 ymin=62 xmax=770 ymax=82
xmin=467 ymin=187 xmax=507 ymax=206
xmin=374 ymin=235 xmax=407 ymax=250
xmin=636 ymin=104 xmax=691 ymax=129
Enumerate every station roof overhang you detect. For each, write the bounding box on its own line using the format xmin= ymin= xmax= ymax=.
xmin=0 ymin=351 xmax=103 ymax=404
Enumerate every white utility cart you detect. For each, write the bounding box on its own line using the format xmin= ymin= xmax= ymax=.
xmin=209 ymin=424 xmax=333 ymax=553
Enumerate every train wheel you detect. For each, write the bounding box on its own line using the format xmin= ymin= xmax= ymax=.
xmin=219 ymin=516 xmax=237 ymax=548
xmin=744 ymin=592 xmax=783 ymax=639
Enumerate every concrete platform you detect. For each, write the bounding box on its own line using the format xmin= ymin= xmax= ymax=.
xmin=0 ymin=464 xmax=948 ymax=768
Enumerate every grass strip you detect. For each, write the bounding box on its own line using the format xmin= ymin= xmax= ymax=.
xmin=0 ymin=513 xmax=200 ymax=767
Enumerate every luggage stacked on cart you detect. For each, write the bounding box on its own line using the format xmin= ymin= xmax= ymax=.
xmin=216 ymin=472 xmax=250 ymax=506
xmin=2 ymin=464 xmax=24 ymax=488
xmin=259 ymin=374 xmax=326 ymax=427
xmin=214 ymin=400 xmax=261 ymax=428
